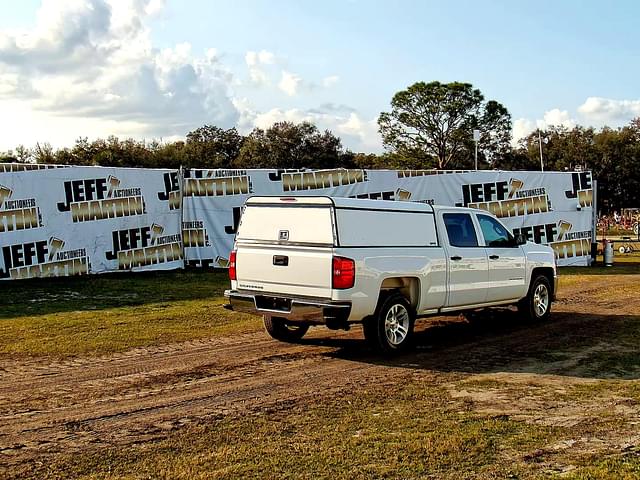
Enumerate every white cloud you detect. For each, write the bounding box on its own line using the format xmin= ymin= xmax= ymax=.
xmin=245 ymin=49 xmax=275 ymax=86
xmin=256 ymin=50 xmax=274 ymax=65
xmin=578 ymin=97 xmax=640 ymax=122
xmin=145 ymin=0 xmax=165 ymax=16
xmin=245 ymin=50 xmax=274 ymax=67
xmin=322 ymin=75 xmax=339 ymax=87
xmin=245 ymin=60 xmax=333 ymax=96
xmin=249 ymin=106 xmax=382 ymax=152
xmin=253 ymin=107 xmax=313 ymax=129
xmin=278 ymin=70 xmax=302 ymax=96
xmin=512 ymin=108 xmax=576 ymax=144
xmin=0 ymin=0 xmax=112 ymax=74
xmin=0 ymin=2 xmax=379 ymax=153
xmin=0 ymin=0 xmax=239 ymax=143
xmin=512 ymin=118 xmax=535 ymax=144
xmin=275 ymin=72 xmax=337 ymax=96
xmin=232 ymin=96 xmax=258 ymax=133
xmin=0 ymin=98 xmax=154 ymax=150
xmin=336 ymin=113 xmax=380 ymax=152
xmin=540 ymin=108 xmax=575 ymax=129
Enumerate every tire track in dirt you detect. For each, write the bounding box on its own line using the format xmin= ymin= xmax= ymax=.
xmin=0 ymin=328 xmax=398 ymax=466
xmin=0 ymin=274 xmax=637 ymax=469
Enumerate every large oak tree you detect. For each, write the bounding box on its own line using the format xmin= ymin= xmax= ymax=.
xmin=378 ymin=81 xmax=512 ymax=169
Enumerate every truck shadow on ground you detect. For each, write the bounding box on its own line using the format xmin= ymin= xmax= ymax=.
xmin=302 ymin=309 xmax=640 ymax=380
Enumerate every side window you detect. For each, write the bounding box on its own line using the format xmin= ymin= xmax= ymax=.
xmin=478 ymin=215 xmax=513 ymax=247
xmin=443 ymin=213 xmax=479 ymax=247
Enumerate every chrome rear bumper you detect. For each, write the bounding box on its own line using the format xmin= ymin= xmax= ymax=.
xmin=224 ymin=290 xmax=351 ymax=325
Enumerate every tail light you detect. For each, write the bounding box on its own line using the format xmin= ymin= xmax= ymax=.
xmin=229 ymin=250 xmax=237 ymax=281
xmin=332 ymin=256 xmax=355 ymax=289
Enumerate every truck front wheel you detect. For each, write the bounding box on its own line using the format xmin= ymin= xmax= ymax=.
xmin=263 ymin=316 xmax=309 ymax=343
xmin=363 ymin=293 xmax=415 ymax=354
xmin=518 ymin=275 xmax=552 ymax=322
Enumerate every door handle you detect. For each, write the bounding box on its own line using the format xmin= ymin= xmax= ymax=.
xmin=450 ymin=256 xmax=462 ymax=261
xmin=489 ymin=255 xmax=499 ymax=260
xmin=273 ymin=255 xmax=289 ymax=266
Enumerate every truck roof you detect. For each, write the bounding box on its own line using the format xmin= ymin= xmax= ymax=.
xmin=245 ymin=196 xmax=488 ymax=215
xmin=246 ymin=195 xmax=436 ymax=213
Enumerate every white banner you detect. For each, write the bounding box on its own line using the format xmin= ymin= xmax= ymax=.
xmin=182 ymin=168 xmax=594 ymax=267
xmin=0 ymin=165 xmax=594 ymax=281
xmin=0 ymin=166 xmax=183 ymax=280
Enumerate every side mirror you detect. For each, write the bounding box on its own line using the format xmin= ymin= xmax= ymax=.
xmin=515 ymin=234 xmax=527 ymax=246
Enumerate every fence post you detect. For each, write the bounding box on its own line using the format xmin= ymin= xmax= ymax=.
xmin=178 ymin=165 xmax=186 ymax=270
xmin=591 ymin=179 xmax=598 ymax=266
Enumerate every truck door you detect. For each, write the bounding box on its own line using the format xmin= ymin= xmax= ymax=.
xmin=476 ymin=214 xmax=527 ymax=302
xmin=441 ymin=212 xmax=489 ymax=307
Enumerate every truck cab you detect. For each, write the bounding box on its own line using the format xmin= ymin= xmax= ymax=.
xmin=225 ymin=196 xmax=557 ymax=353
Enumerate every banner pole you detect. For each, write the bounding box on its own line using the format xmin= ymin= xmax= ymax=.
xmin=178 ymin=165 xmax=186 ymax=270
xmin=591 ymin=178 xmax=598 ymax=266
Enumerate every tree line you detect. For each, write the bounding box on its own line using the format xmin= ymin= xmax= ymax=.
xmin=1 ymin=81 xmax=639 ymax=211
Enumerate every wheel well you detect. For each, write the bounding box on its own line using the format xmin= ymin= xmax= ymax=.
xmin=379 ymin=277 xmax=419 ymax=310
xmin=531 ymin=267 xmax=554 ymax=293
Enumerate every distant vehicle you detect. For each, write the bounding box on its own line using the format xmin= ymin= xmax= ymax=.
xmin=618 ymin=241 xmax=635 ymax=254
xmin=225 ymin=196 xmax=557 ymax=353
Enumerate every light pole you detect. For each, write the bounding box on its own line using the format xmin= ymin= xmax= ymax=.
xmin=538 ymin=130 xmax=544 ymax=172
xmin=473 ymin=129 xmax=480 ymax=170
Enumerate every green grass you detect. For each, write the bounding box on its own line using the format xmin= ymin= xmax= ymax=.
xmin=560 ymin=252 xmax=640 ymax=277
xmin=0 ymin=270 xmax=229 ymax=319
xmin=563 ymin=455 xmax=640 ymax=479
xmin=0 ymin=270 xmax=260 ymax=357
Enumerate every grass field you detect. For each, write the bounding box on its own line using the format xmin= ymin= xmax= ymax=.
xmin=3 ymin=259 xmax=640 ymax=479
xmin=0 ymin=270 xmax=259 ymax=357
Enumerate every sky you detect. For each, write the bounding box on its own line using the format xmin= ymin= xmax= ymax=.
xmin=0 ymin=0 xmax=639 ymax=153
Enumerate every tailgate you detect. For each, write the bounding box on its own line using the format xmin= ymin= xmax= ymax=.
xmin=235 ymin=244 xmax=333 ymax=298
xmin=234 ymin=201 xmax=335 ymax=298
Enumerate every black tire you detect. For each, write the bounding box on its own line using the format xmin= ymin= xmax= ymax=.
xmin=263 ymin=316 xmax=309 ymax=343
xmin=363 ymin=293 xmax=415 ymax=354
xmin=518 ymin=275 xmax=552 ymax=322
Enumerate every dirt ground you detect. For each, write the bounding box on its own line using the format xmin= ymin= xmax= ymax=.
xmin=1 ymin=273 xmax=640 ymax=476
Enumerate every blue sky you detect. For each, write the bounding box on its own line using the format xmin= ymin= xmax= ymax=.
xmin=1 ymin=0 xmax=639 ymax=152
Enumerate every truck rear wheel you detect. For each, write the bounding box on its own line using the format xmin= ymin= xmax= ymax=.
xmin=363 ymin=293 xmax=415 ymax=354
xmin=518 ymin=275 xmax=552 ymax=322
xmin=263 ymin=316 xmax=309 ymax=343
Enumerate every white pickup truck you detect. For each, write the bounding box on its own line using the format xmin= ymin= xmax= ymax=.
xmin=224 ymin=196 xmax=557 ymax=353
